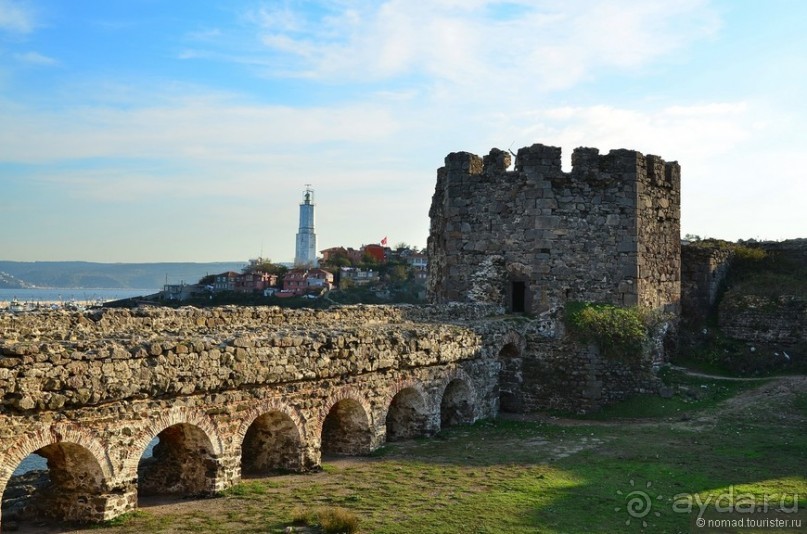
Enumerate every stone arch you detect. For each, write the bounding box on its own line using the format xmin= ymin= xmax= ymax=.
xmin=383 ymin=380 xmax=431 ymax=441
xmin=497 ymin=331 xmax=526 ymax=414
xmin=438 ymin=369 xmax=478 ymax=429
xmin=0 ymin=425 xmax=114 ymax=487
xmin=128 ymin=408 xmax=223 ymax=498
xmin=319 ymin=389 xmax=374 ymax=456
xmin=237 ymin=400 xmax=307 ymax=474
xmin=0 ymin=425 xmax=119 ymax=527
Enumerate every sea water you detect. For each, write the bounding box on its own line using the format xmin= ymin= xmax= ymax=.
xmin=3 ymin=287 xmax=159 ymax=475
xmin=0 ymin=287 xmax=156 ymax=305
xmin=12 ymin=438 xmax=160 ymax=476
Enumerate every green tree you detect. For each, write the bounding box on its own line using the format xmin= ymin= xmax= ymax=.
xmin=242 ymin=259 xmax=288 ymax=286
xmin=388 ymin=264 xmax=409 ymax=284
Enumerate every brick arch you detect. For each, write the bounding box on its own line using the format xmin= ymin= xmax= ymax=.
xmin=0 ymin=424 xmax=118 ymax=529
xmin=437 ymin=368 xmax=478 ymax=408
xmin=0 ymin=424 xmax=114 ymax=496
xmin=438 ymin=367 xmax=479 ymax=427
xmin=497 ymin=330 xmax=526 ymax=357
xmin=316 ymin=386 xmax=374 ymax=430
xmin=317 ymin=387 xmax=375 ymax=455
xmin=234 ymin=399 xmax=307 ymax=446
xmin=380 ymin=377 xmax=429 ymax=410
xmin=121 ymin=406 xmax=222 ymax=479
xmin=236 ymin=399 xmax=308 ymax=474
xmin=382 ymin=378 xmax=431 ymax=441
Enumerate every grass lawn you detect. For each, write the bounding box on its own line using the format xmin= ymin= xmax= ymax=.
xmin=74 ymin=373 xmax=807 ymax=533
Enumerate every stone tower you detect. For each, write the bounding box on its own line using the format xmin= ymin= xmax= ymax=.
xmin=294 ymin=186 xmax=318 ymax=267
xmin=427 ymin=143 xmax=681 ymax=315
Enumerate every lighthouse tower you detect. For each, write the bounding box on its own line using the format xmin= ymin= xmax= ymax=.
xmin=294 ymin=186 xmax=318 ymax=267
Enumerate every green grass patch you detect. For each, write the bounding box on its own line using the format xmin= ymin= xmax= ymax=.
xmin=793 ymin=392 xmax=807 ymax=416
xmin=93 ymin=510 xmax=153 ymax=528
xmin=220 ymin=480 xmax=269 ymax=497
xmin=550 ymin=367 xmax=765 ymax=420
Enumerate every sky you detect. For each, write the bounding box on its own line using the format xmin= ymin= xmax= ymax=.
xmin=0 ymin=0 xmax=805 ymax=263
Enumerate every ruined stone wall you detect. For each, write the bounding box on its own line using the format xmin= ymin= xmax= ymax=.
xmin=719 ymin=295 xmax=807 ymax=346
xmin=484 ymin=313 xmax=661 ymax=414
xmin=428 ymin=143 xmax=680 ymax=314
xmin=636 ymin=154 xmax=681 ymax=312
xmin=518 ymin=341 xmax=660 ymax=413
xmin=716 ymin=239 xmax=807 ymax=346
xmin=0 ymin=304 xmax=506 ymax=529
xmin=0 ymin=358 xmax=498 ymax=528
xmin=680 ymin=242 xmax=734 ymax=323
xmin=0 ymin=306 xmax=490 ymax=413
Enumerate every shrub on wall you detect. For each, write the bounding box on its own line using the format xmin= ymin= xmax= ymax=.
xmin=565 ymin=302 xmax=649 ymax=362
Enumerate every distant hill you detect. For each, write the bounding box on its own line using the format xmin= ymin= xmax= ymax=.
xmin=0 ymin=261 xmax=246 ymax=289
xmin=0 ymin=271 xmax=34 ymax=289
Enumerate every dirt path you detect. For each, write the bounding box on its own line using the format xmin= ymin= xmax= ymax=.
xmin=668 ymin=365 xmax=803 ymax=382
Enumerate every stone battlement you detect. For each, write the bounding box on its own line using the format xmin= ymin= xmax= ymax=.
xmin=429 ymin=142 xmax=681 ymax=314
xmin=442 ymin=144 xmax=680 ymax=190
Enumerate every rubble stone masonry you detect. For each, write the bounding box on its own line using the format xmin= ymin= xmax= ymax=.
xmin=428 ymin=143 xmax=681 ymax=314
xmin=0 ymin=305 xmax=502 ymax=528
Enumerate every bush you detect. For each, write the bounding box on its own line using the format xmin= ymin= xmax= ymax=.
xmin=287 ymin=506 xmax=359 ymax=533
xmin=733 ymin=245 xmax=767 ymax=263
xmin=565 ymin=302 xmax=648 ymax=362
xmin=290 ymin=506 xmax=313 ymax=525
xmin=317 ymin=506 xmax=360 ymax=534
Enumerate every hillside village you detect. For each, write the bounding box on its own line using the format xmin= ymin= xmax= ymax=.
xmin=160 ymin=243 xmax=428 ymax=304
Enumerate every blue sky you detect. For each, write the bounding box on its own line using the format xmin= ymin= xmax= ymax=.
xmin=1 ymin=0 xmax=805 ymax=262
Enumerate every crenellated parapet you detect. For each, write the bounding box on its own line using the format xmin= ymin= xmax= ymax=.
xmin=428 ymin=142 xmax=681 ymax=314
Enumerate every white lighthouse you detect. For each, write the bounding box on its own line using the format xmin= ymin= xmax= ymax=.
xmin=294 ymin=186 xmax=318 ymax=267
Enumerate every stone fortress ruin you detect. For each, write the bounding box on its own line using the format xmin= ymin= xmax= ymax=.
xmin=0 ymin=142 xmax=684 ymax=529
xmin=428 ymin=143 xmax=681 ymax=315
xmin=428 ymin=143 xmax=682 ymax=412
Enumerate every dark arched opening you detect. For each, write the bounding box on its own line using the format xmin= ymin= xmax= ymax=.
xmin=241 ymin=411 xmax=303 ymax=475
xmin=1 ymin=442 xmax=106 ymax=529
xmin=498 ymin=342 xmax=523 ymax=413
xmin=321 ymin=399 xmax=372 ymax=456
xmin=137 ymin=423 xmax=216 ymax=500
xmin=440 ymin=379 xmax=474 ymax=428
xmin=385 ymin=387 xmax=429 ymax=441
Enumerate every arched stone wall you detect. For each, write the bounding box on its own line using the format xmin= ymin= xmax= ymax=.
xmin=0 ymin=307 xmax=503 ymax=531
xmin=318 ymin=388 xmax=376 ymax=456
xmin=384 ymin=380 xmax=431 ymax=441
xmin=125 ymin=408 xmax=224 ymax=498
xmin=497 ymin=331 xmax=526 ymax=413
xmin=236 ymin=399 xmax=309 ymax=474
xmin=136 ymin=423 xmax=218 ymax=497
xmin=438 ymin=369 xmax=479 ymax=429
xmin=0 ymin=425 xmax=126 ymax=528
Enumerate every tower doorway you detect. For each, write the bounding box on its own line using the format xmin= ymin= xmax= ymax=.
xmin=511 ymin=281 xmax=526 ymax=313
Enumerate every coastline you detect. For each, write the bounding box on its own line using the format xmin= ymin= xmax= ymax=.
xmin=0 ymin=288 xmax=156 ymax=310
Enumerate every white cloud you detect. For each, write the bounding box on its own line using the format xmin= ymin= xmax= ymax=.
xmin=509 ymin=102 xmax=752 ymax=164
xmin=0 ymin=0 xmax=35 ymax=33
xmin=0 ymin=93 xmax=400 ymax=164
xmin=236 ymin=0 xmax=719 ymax=94
xmin=479 ymin=99 xmax=806 ymax=241
xmin=14 ymin=50 xmax=56 ymax=65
